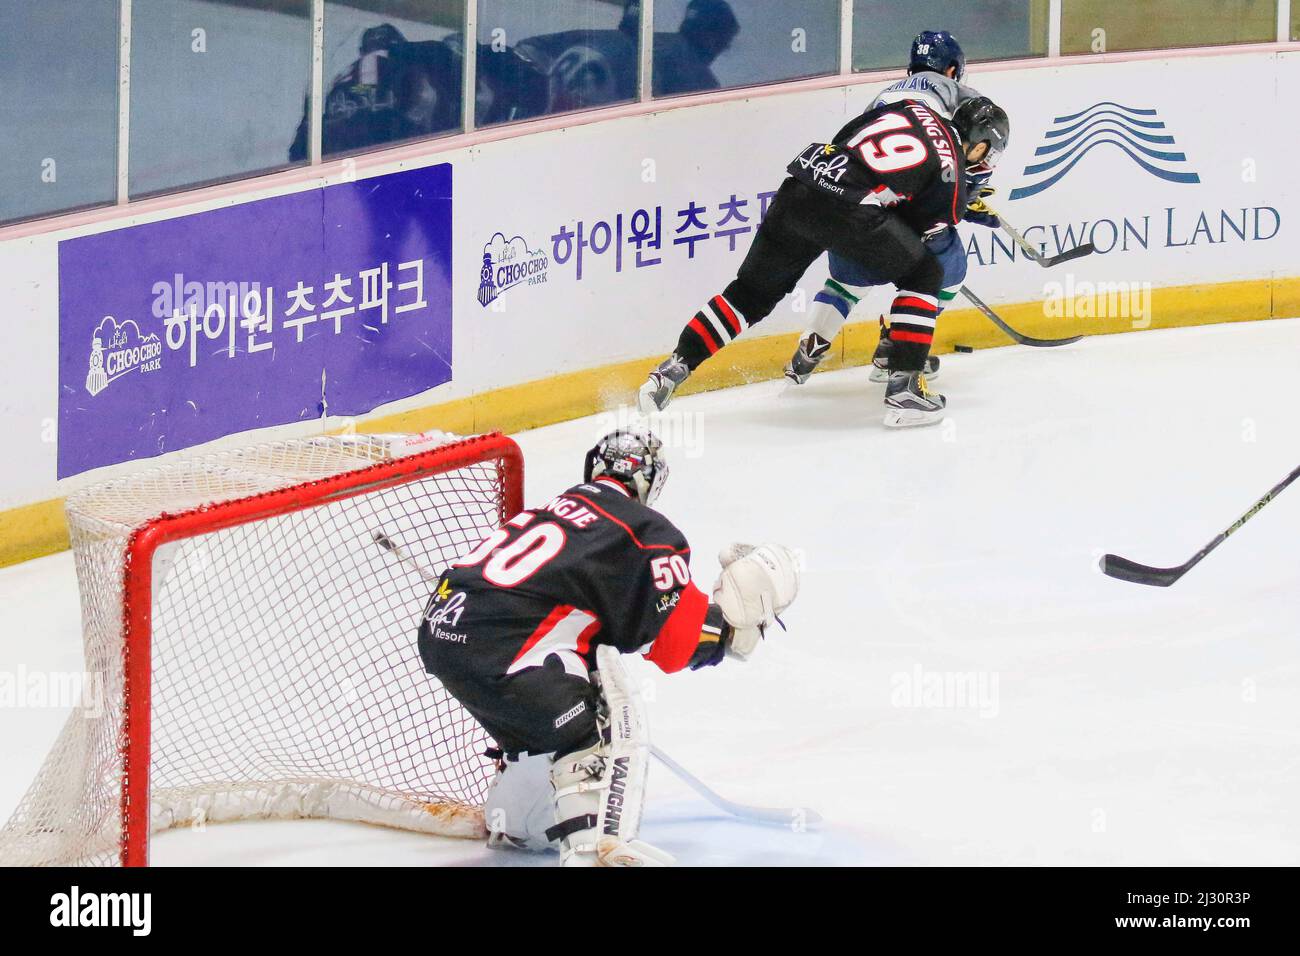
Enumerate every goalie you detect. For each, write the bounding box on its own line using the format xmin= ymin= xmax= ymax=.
xmin=417 ymin=427 xmax=800 ymax=866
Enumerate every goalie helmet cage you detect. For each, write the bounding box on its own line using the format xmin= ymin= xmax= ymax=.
xmin=0 ymin=431 xmax=524 ymax=866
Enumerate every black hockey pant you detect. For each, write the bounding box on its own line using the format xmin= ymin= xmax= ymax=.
xmin=419 ymin=619 xmax=601 ymax=760
xmin=672 ymin=177 xmax=945 ymax=373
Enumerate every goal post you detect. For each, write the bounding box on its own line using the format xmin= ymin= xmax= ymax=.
xmin=0 ymin=431 xmax=524 ymax=866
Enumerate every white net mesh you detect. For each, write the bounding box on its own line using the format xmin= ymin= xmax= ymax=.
xmin=0 ymin=433 xmax=515 ymax=865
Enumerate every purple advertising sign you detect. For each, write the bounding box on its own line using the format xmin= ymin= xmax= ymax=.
xmin=58 ymin=163 xmax=453 ymax=478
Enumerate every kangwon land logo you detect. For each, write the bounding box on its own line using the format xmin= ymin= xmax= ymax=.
xmin=1009 ymin=102 xmax=1200 ymax=200
xmin=477 ymin=231 xmax=549 ymax=307
xmin=84 ymin=315 xmax=162 ymax=397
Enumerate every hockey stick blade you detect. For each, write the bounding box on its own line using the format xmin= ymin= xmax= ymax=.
xmin=1044 ymin=242 xmax=1096 ymax=267
xmin=1099 ymin=553 xmax=1184 ymax=587
xmin=1101 ymin=462 xmax=1300 ymax=588
xmin=959 ymin=285 xmax=1082 ymax=348
xmin=650 ymin=746 xmax=823 ymax=829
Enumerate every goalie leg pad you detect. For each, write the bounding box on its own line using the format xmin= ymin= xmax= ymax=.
xmin=548 ymin=743 xmax=607 ymax=866
xmin=547 ymin=646 xmax=675 ymax=867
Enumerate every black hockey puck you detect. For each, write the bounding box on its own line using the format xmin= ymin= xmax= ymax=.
xmin=954 ymin=344 xmax=974 ymax=353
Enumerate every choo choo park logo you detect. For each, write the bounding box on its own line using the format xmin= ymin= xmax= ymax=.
xmin=477 ymin=232 xmax=549 ymax=307
xmin=83 ymin=315 xmax=162 ymax=397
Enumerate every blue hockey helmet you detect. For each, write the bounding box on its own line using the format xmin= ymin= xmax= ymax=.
xmin=909 ymin=30 xmax=965 ymax=82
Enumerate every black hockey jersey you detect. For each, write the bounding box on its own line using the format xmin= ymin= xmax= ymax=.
xmin=787 ymin=99 xmax=967 ymax=231
xmin=424 ymin=477 xmax=710 ymax=678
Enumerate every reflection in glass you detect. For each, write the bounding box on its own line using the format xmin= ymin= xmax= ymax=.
xmin=1061 ymin=0 xmax=1276 ymax=54
xmin=475 ymin=0 xmax=638 ymax=127
xmin=0 ymin=0 xmax=119 ymax=224
xmin=302 ymin=1 xmax=466 ymax=160
xmin=653 ymin=0 xmax=838 ymax=97
xmin=854 ymin=1 xmax=1049 ymax=73
xmin=129 ymin=0 xmax=312 ymax=198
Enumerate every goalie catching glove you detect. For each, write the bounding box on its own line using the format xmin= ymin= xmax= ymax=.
xmin=712 ymin=542 xmax=801 ymax=660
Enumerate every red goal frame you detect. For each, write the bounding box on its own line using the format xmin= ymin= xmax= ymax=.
xmin=117 ymin=432 xmax=524 ymax=866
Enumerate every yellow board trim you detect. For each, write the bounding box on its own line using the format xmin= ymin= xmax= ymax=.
xmin=3 ymin=274 xmax=1298 ymax=568
xmin=0 ymin=498 xmax=70 ymax=568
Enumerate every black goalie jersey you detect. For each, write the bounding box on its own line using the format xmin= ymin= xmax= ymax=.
xmin=787 ymin=99 xmax=967 ymax=233
xmin=419 ymin=476 xmax=711 ymax=684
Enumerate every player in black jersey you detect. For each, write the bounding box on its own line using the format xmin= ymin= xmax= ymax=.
xmin=418 ymin=427 xmax=799 ymax=866
xmin=786 ymin=47 xmax=1008 ymax=393
xmin=638 ymin=94 xmax=1009 ymax=428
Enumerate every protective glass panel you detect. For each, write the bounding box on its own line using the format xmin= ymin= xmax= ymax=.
xmin=475 ymin=0 xmax=638 ymax=127
xmin=854 ymin=1 xmax=1050 ymax=72
xmin=319 ymin=1 xmax=466 ymax=158
xmin=129 ymin=0 xmax=313 ymax=198
xmin=653 ymin=0 xmax=840 ymax=97
xmin=0 ymin=0 xmax=119 ymax=224
xmin=1061 ymin=0 xmax=1277 ymax=54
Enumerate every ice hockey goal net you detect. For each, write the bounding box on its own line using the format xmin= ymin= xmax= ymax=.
xmin=0 ymin=431 xmax=523 ymax=866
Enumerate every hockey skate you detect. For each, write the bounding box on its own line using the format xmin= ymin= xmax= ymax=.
xmin=637 ymin=354 xmax=691 ymax=413
xmin=869 ymin=327 xmax=940 ymax=383
xmin=784 ymin=332 xmax=832 ymax=385
xmin=883 ymin=370 xmax=946 ymax=428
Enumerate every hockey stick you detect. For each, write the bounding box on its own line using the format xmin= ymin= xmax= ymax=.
xmin=959 ymin=285 xmax=1081 ymax=348
xmin=372 ymin=531 xmax=823 ymax=829
xmin=995 ymin=211 xmax=1096 ymax=268
xmin=1101 ymin=462 xmax=1300 ymax=587
xmin=650 ymin=746 xmax=823 ymax=829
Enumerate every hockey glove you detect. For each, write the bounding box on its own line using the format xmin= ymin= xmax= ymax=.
xmin=713 ymin=542 xmax=800 ymax=633
xmin=964 ymin=186 xmax=999 ymax=229
xmin=965 ymin=164 xmax=994 ymax=191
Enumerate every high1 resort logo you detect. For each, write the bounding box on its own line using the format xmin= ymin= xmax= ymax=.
xmin=1009 ymin=102 xmax=1200 ymax=200
xmin=477 ymin=232 xmax=548 ymax=307
xmin=84 ymin=315 xmax=162 ymax=397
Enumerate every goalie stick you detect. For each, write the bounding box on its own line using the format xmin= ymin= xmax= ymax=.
xmin=372 ymin=530 xmax=823 ymax=829
xmin=994 ymin=209 xmax=1096 ymax=268
xmin=1100 ymin=462 xmax=1300 ymax=587
xmin=372 ymin=530 xmax=440 ymax=584
xmin=959 ymin=285 xmax=1082 ymax=348
xmin=650 ymin=745 xmax=822 ymax=829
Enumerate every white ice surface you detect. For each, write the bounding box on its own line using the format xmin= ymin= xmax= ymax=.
xmin=2 ymin=319 xmax=1299 ymax=866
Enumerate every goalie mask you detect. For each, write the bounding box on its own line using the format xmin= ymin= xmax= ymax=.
xmin=583 ymin=427 xmax=668 ymax=506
